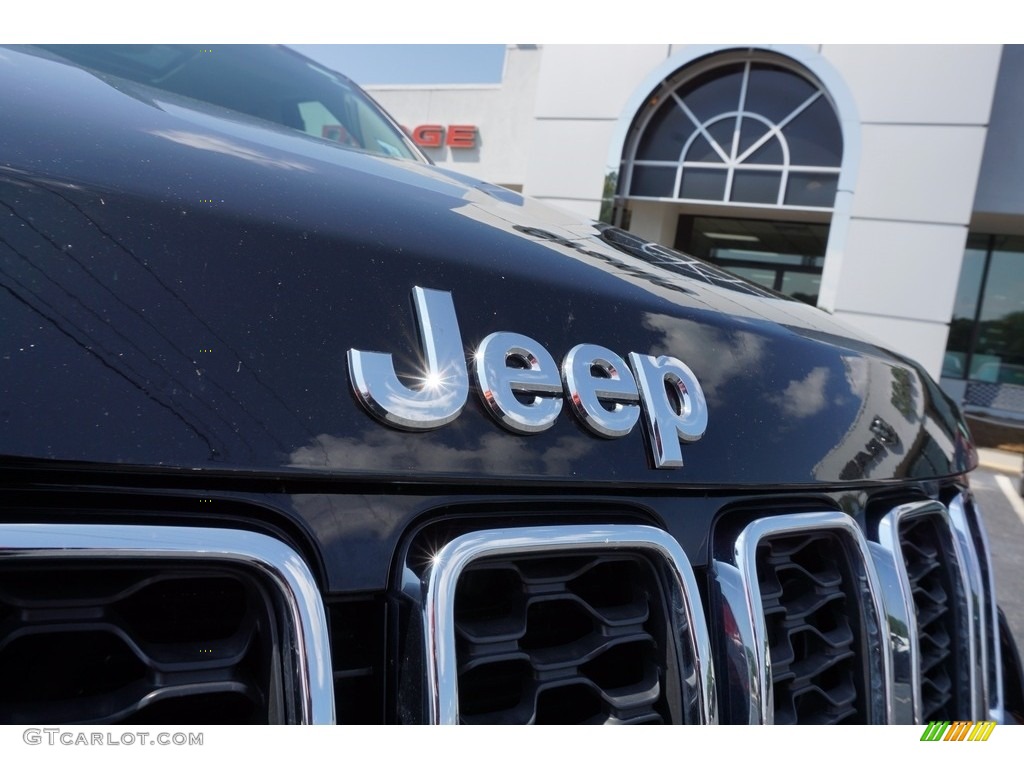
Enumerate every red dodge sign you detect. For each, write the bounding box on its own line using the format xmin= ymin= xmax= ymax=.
xmin=407 ymin=124 xmax=478 ymax=149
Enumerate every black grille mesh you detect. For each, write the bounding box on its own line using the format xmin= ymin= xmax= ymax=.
xmin=898 ymin=514 xmax=964 ymax=721
xmin=453 ymin=554 xmax=673 ymax=724
xmin=328 ymin=597 xmax=384 ymax=724
xmin=0 ymin=564 xmax=281 ymax=724
xmin=756 ymin=533 xmax=865 ymax=724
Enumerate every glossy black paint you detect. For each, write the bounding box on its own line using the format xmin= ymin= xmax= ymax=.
xmin=0 ymin=46 xmax=974 ymax=493
xmin=0 ymin=472 xmax=953 ymax=593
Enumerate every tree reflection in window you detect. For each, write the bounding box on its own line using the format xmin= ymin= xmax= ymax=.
xmin=944 ymin=235 xmax=1024 ymax=385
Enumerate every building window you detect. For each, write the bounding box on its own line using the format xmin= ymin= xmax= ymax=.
xmin=622 ymin=55 xmax=843 ymax=211
xmin=944 ymin=234 xmax=1024 ymax=385
xmin=675 ymin=215 xmax=828 ymax=305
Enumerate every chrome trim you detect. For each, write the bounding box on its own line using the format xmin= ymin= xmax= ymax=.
xmin=561 ymin=343 xmax=641 ymax=439
xmin=866 ymin=539 xmax=917 ymax=723
xmin=348 ymin=286 xmax=469 ymax=430
xmin=0 ymin=524 xmax=334 ymax=725
xmin=474 ymin=331 xmax=563 ymax=434
xmin=711 ymin=560 xmax=761 ymax=724
xmin=875 ymin=500 xmax=968 ymax=723
xmin=715 ymin=512 xmax=892 ymax=724
xmin=948 ymin=493 xmax=993 ymax=720
xmin=627 ymin=353 xmax=708 ymax=469
xmin=411 ymin=524 xmax=717 ymax=725
xmin=873 ymin=498 xmax=987 ymax=722
xmin=960 ymin=491 xmax=1006 ymax=722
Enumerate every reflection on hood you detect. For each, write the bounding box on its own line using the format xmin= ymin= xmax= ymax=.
xmin=289 ymin=429 xmax=598 ymax=477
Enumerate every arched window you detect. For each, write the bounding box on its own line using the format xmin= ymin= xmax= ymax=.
xmin=622 ymin=54 xmax=843 ymax=210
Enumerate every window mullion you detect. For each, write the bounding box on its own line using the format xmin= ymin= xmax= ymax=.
xmin=725 ymin=62 xmax=751 ymax=202
xmin=671 ymin=92 xmax=730 ymax=164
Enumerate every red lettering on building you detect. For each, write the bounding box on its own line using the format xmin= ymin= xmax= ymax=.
xmin=404 ymin=124 xmax=478 ymax=150
xmin=445 ymin=125 xmax=477 ymax=149
xmin=411 ymin=124 xmax=444 ymax=148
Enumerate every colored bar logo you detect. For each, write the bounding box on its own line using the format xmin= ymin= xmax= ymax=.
xmin=920 ymin=721 xmax=997 ymax=741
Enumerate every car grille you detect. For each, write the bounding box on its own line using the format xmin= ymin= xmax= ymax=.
xmin=872 ymin=499 xmax=981 ymax=723
xmin=712 ymin=512 xmax=888 ymax=724
xmin=393 ymin=493 xmax=1000 ymax=725
xmin=454 ymin=554 xmax=670 ymax=724
xmin=949 ymin=492 xmax=1003 ymax=717
xmin=756 ymin=532 xmax=865 ymax=724
xmin=0 ymin=568 xmax=273 ymax=724
xmin=0 ymin=524 xmax=333 ymax=725
xmin=400 ymin=524 xmax=716 ymax=724
xmin=0 ymin=490 xmax=1001 ymax=725
xmin=898 ymin=513 xmax=966 ymax=720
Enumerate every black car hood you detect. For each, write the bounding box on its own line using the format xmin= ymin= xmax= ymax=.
xmin=0 ymin=47 xmax=974 ymax=488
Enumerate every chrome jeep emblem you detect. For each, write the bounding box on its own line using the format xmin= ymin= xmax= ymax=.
xmin=347 ymin=287 xmax=707 ymax=469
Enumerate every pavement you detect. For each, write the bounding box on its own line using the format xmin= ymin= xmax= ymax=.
xmin=977 ymin=447 xmax=1024 ymax=475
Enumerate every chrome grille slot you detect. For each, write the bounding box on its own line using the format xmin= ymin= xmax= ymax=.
xmin=712 ymin=512 xmax=890 ymax=724
xmin=949 ymin=491 xmax=1002 ymax=718
xmin=873 ymin=500 xmax=979 ymax=722
xmin=0 ymin=569 xmax=269 ymax=724
xmin=0 ymin=524 xmax=334 ymax=725
xmin=404 ymin=524 xmax=717 ymax=725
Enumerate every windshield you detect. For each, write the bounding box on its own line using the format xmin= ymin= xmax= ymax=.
xmin=36 ymin=44 xmax=423 ymax=162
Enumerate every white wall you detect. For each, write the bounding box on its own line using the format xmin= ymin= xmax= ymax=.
xmin=366 ymin=45 xmax=541 ymax=189
xmin=817 ymin=44 xmax=1002 ymax=378
xmin=523 ymin=45 xmax=673 ymax=218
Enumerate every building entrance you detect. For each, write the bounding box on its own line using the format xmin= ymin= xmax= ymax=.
xmin=674 ymin=215 xmax=828 ymax=305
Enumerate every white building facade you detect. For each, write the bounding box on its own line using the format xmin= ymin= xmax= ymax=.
xmin=367 ymin=44 xmax=1024 ymax=419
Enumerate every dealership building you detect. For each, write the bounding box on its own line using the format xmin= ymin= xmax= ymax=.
xmin=365 ymin=44 xmax=1024 ymax=422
